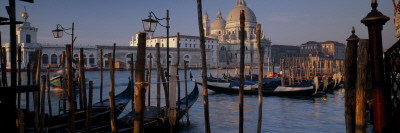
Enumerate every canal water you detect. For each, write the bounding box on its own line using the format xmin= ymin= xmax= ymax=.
xmin=12 ymin=68 xmax=373 ymax=132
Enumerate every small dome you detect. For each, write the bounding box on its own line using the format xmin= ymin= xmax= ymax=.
xmin=211 ymin=9 xmax=226 ymax=30
xmin=226 ymin=0 xmax=257 ymax=24
xmin=21 ymin=6 xmax=29 ymax=22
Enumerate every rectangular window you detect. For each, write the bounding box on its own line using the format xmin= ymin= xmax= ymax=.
xmin=190 ymin=44 xmax=191 ymax=47
xmin=194 ymin=44 xmax=196 ymax=48
xmin=185 ymin=44 xmax=187 ymax=47
xmin=26 ymin=34 xmax=31 ymax=43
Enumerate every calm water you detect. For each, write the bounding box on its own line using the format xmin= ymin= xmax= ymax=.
xmin=11 ymin=68 xmax=372 ymax=133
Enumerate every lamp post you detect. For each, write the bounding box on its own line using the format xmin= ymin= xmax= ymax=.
xmin=52 ymin=23 xmax=76 ymax=55
xmin=142 ymin=10 xmax=170 ymax=84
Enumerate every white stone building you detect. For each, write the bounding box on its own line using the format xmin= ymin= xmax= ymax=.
xmin=3 ymin=9 xmax=212 ymax=70
xmin=130 ymin=33 xmax=219 ymax=63
xmin=204 ymin=0 xmax=272 ymax=65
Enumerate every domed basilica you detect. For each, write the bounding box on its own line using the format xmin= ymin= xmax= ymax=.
xmin=204 ymin=0 xmax=271 ymax=64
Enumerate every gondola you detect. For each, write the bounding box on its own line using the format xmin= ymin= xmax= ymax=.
xmin=86 ymin=83 xmax=200 ymax=133
xmin=25 ymin=81 xmax=133 ymax=132
xmin=192 ymin=77 xmax=317 ymax=96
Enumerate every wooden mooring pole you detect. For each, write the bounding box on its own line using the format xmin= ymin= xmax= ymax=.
xmin=256 ymin=24 xmax=263 ymax=133
xmin=184 ymin=61 xmax=190 ymax=125
xmin=176 ymin=32 xmax=181 ymax=128
xmin=147 ymin=53 xmax=152 ymax=111
xmin=225 ymin=51 xmax=229 ymax=79
xmin=156 ymin=43 xmax=161 ymax=117
xmin=100 ymin=49 xmax=103 ymax=103
xmin=18 ymin=46 xmax=21 ymax=108
xmin=61 ymin=51 xmax=67 ymax=114
xmin=78 ymin=51 xmax=84 ymax=109
xmin=239 ymin=10 xmax=245 ymax=133
xmin=79 ymin=48 xmax=87 ymax=110
xmin=110 ymin=44 xmax=118 ymax=132
xmin=108 ymin=53 xmax=117 ymax=133
xmin=87 ymin=81 xmax=93 ymax=132
xmin=66 ymin=45 xmax=75 ymax=132
xmin=235 ymin=53 xmax=238 ymax=78
xmin=1 ymin=47 xmax=7 ymax=87
xmin=34 ymin=50 xmax=42 ymax=133
xmin=169 ymin=65 xmax=178 ymax=132
xmin=26 ymin=63 xmax=31 ymax=112
xmin=216 ymin=45 xmax=219 ymax=81
xmin=31 ymin=51 xmax=38 ymax=133
xmin=361 ymin=1 xmax=390 ymax=132
xmin=47 ymin=67 xmax=52 ymax=117
xmin=344 ymin=27 xmax=359 ymax=133
xmin=18 ymin=110 xmax=24 ymax=133
xmin=131 ymin=53 xmax=135 ymax=112
xmin=281 ymin=58 xmax=285 ymax=86
xmin=134 ymin=32 xmax=147 ymax=133
xmin=197 ymin=0 xmax=211 ymax=132
xmin=272 ymin=57 xmax=275 ymax=75
xmin=356 ymin=39 xmax=369 ymax=133
xmin=40 ymin=75 xmax=46 ymax=133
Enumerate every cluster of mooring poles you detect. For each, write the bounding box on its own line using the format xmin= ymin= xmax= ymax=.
xmin=196 ymin=0 xmax=347 ymax=133
xmin=343 ymin=0 xmax=392 ymax=133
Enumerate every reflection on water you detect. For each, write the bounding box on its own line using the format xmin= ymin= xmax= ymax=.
xmin=9 ymin=68 xmax=367 ymax=132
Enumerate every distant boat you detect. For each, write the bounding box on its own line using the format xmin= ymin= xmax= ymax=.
xmin=49 ymin=69 xmax=79 ymax=88
xmin=192 ymin=76 xmax=317 ymax=96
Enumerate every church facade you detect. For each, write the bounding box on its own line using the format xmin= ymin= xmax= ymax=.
xmin=204 ymin=0 xmax=272 ymax=65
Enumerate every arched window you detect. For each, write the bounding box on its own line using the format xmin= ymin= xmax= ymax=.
xmin=89 ymin=55 xmax=95 ymax=65
xmin=126 ymin=54 xmax=132 ymax=59
xmin=220 ymin=46 xmax=226 ymax=51
xmin=51 ymin=54 xmax=57 ymax=64
xmin=74 ymin=54 xmax=78 ymax=62
xmin=147 ymin=53 xmax=153 ymax=58
xmin=183 ymin=54 xmax=190 ymax=61
xmin=42 ymin=54 xmax=49 ymax=65
xmin=83 ymin=54 xmax=87 ymax=64
xmin=167 ymin=54 xmax=173 ymax=64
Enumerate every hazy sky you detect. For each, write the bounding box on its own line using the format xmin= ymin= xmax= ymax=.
xmin=0 ymin=0 xmax=397 ymax=49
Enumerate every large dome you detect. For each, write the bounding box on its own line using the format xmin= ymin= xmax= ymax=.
xmin=226 ymin=1 xmax=257 ymax=24
xmin=211 ymin=9 xmax=226 ymax=30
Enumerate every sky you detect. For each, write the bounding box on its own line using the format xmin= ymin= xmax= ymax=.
xmin=0 ymin=0 xmax=397 ymax=49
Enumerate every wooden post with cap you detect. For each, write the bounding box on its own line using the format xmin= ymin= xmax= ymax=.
xmin=361 ymin=1 xmax=390 ymax=132
xmin=344 ymin=27 xmax=359 ymax=133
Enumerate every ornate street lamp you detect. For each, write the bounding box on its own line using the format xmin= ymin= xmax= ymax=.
xmin=52 ymin=25 xmax=64 ymax=38
xmin=142 ymin=10 xmax=170 ymax=83
xmin=141 ymin=13 xmax=158 ymax=33
xmin=52 ymin=23 xmax=76 ymax=54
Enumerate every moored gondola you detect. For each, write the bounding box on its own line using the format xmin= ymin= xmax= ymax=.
xmin=89 ymin=83 xmax=200 ymax=133
xmin=24 ymin=81 xmax=133 ymax=132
